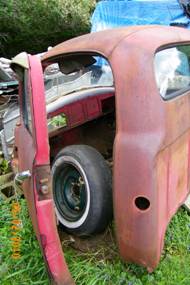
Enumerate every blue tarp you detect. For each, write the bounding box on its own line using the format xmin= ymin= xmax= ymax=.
xmin=91 ymin=0 xmax=190 ymax=32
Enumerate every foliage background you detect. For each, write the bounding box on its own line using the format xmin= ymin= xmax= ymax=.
xmin=0 ymin=0 xmax=96 ymax=58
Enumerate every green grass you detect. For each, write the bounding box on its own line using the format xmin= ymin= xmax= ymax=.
xmin=0 ymin=197 xmax=190 ymax=285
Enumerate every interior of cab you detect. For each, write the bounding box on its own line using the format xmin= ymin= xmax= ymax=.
xmin=43 ymin=54 xmax=116 ymax=161
xmin=43 ymin=53 xmax=115 ymax=236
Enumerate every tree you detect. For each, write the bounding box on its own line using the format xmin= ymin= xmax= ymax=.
xmin=0 ymin=0 xmax=96 ymax=57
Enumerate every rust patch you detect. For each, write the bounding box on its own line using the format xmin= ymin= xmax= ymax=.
xmin=35 ymin=165 xmax=52 ymax=200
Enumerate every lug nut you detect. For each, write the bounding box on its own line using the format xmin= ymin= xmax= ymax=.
xmin=75 ymin=206 xmax=80 ymax=211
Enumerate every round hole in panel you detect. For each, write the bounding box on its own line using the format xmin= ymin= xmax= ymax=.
xmin=135 ymin=196 xmax=150 ymax=211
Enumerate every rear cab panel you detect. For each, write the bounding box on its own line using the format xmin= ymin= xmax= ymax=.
xmin=111 ymin=27 xmax=190 ymax=270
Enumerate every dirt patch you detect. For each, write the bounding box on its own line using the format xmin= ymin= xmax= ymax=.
xmin=58 ymin=226 xmax=118 ymax=261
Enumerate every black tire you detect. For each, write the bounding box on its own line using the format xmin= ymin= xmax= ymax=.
xmin=52 ymin=145 xmax=112 ymax=236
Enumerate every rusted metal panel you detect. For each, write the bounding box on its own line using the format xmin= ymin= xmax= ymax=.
xmin=110 ymin=27 xmax=190 ymax=271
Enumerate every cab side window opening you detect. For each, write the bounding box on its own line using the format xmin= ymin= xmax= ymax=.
xmin=154 ymin=45 xmax=190 ymax=100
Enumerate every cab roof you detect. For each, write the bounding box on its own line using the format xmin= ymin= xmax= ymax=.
xmin=42 ymin=25 xmax=190 ymax=63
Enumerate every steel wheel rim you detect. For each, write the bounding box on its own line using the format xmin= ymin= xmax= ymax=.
xmin=53 ymin=156 xmax=90 ymax=228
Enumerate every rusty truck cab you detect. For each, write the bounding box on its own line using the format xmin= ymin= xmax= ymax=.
xmin=12 ymin=26 xmax=190 ymax=284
